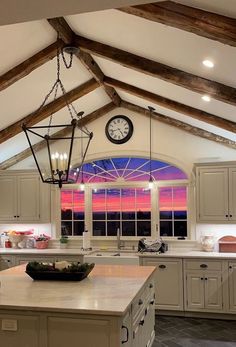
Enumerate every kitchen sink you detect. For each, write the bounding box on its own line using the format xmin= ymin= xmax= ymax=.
xmin=84 ymin=251 xmax=139 ymax=265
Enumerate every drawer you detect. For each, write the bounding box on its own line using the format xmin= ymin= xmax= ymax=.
xmin=185 ymin=260 xmax=222 ymax=271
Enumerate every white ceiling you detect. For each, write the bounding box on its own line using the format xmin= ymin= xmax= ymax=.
xmin=0 ymin=0 xmax=236 ymax=168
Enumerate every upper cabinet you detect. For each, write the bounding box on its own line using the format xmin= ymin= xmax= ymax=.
xmin=0 ymin=172 xmax=51 ymax=223
xmin=196 ymin=166 xmax=236 ymax=223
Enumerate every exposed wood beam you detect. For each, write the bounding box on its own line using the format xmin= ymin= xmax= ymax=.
xmin=121 ymin=100 xmax=236 ymax=150
xmin=0 ymin=78 xmax=98 ymax=144
xmin=0 ymin=40 xmax=64 ymax=92
xmin=75 ymin=35 xmax=236 ymax=107
xmin=104 ymin=76 xmax=236 ymax=133
xmin=47 ymin=17 xmax=121 ymax=106
xmin=0 ymin=102 xmax=116 ymax=170
xmin=119 ymin=1 xmax=236 ymax=47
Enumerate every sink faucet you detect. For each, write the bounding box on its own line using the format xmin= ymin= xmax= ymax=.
xmin=117 ymin=228 xmax=125 ymax=250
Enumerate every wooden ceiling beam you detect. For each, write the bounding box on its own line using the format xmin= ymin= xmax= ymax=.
xmin=74 ymin=35 xmax=236 ymax=107
xmin=47 ymin=17 xmax=121 ymax=106
xmin=121 ymin=100 xmax=236 ymax=150
xmin=0 ymin=102 xmax=116 ymax=170
xmin=0 ymin=78 xmax=98 ymax=144
xmin=104 ymin=76 xmax=236 ymax=133
xmin=119 ymin=1 xmax=236 ymax=47
xmin=0 ymin=40 xmax=64 ymax=92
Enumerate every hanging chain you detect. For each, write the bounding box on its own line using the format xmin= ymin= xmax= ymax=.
xmin=61 ymin=49 xmax=73 ymax=69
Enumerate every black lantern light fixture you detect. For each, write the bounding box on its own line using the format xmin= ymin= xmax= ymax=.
xmin=148 ymin=106 xmax=155 ymax=189
xmin=23 ymin=39 xmax=93 ymax=189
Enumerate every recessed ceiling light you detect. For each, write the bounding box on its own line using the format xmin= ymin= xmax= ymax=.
xmin=202 ymin=60 xmax=214 ymax=68
xmin=202 ymin=95 xmax=211 ymax=102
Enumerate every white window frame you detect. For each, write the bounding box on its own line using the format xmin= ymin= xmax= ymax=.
xmin=59 ymin=179 xmax=190 ymax=240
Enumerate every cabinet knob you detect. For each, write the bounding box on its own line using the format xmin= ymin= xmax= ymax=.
xmin=230 ymin=214 xmax=232 ymax=218
xmin=150 ymin=300 xmax=155 ymax=305
xmin=138 ymin=299 xmax=143 ymax=305
xmin=14 ymin=215 xmax=16 ymax=218
xmin=149 ymin=283 xmax=154 ymax=288
xmin=226 ymin=214 xmax=228 ymax=217
xmin=229 ymin=266 xmax=232 ymax=269
xmin=17 ymin=215 xmax=20 ymax=218
xmin=201 ymin=277 xmax=204 ymax=280
xmin=139 ymin=319 xmax=145 ymax=326
xmin=200 ymin=264 xmax=208 ymax=269
xmin=205 ymin=278 xmax=208 ymax=281
xmin=159 ymin=264 xmax=166 ymax=269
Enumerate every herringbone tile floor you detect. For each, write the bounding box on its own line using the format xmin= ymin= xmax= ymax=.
xmin=153 ymin=316 xmax=236 ymax=347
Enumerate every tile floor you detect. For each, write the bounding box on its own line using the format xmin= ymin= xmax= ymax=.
xmin=153 ymin=316 xmax=236 ymax=347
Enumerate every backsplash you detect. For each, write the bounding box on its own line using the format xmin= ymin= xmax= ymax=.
xmin=196 ymin=224 xmax=236 ymax=251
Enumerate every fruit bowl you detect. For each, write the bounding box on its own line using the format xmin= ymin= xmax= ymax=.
xmin=25 ymin=261 xmax=95 ymax=281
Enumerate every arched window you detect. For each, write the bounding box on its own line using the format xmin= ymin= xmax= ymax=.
xmin=61 ymin=157 xmax=188 ymax=238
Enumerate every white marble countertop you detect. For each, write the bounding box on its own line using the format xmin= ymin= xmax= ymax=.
xmin=0 ymin=264 xmax=155 ymax=316
xmin=0 ymin=248 xmax=92 ymax=255
xmin=138 ymin=250 xmax=236 ymax=259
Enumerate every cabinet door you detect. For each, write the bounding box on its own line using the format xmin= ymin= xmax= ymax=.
xmin=228 ymin=168 xmax=236 ymax=221
xmin=197 ymin=168 xmax=228 ymax=221
xmin=48 ymin=317 xmax=110 ymax=347
xmin=186 ymin=272 xmax=204 ymax=310
xmin=143 ymin=259 xmax=183 ymax=311
xmin=0 ymin=314 xmax=40 ymax=347
xmin=204 ymin=272 xmax=223 ymax=311
xmin=0 ymin=176 xmax=17 ymax=220
xmin=17 ymin=176 xmax=40 ymax=221
xmin=228 ymin=263 xmax=236 ymax=312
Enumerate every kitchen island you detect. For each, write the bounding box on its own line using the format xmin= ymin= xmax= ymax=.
xmin=0 ymin=264 xmax=156 ymax=347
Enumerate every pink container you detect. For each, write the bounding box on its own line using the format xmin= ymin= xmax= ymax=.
xmin=35 ymin=240 xmax=49 ymax=249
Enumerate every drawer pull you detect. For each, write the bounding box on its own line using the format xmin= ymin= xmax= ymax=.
xmin=138 ymin=299 xmax=143 ymax=305
xmin=139 ymin=319 xmax=145 ymax=326
xmin=150 ymin=300 xmax=155 ymax=305
xmin=159 ymin=264 xmax=166 ymax=269
xmin=121 ymin=325 xmax=129 ymax=344
xmin=229 ymin=266 xmax=232 ymax=269
xmin=149 ymin=283 xmax=154 ymax=288
xmin=200 ymin=264 xmax=208 ymax=268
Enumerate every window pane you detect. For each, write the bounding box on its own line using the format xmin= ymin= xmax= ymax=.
xmin=93 ymin=221 xmax=106 ymax=236
xmin=61 ymin=190 xmax=72 ymax=220
xmin=174 ymin=221 xmax=187 ymax=237
xmin=107 ymin=189 xmax=120 ymax=220
xmin=136 ymin=188 xmax=151 ymax=220
xmin=160 ymin=221 xmax=173 ymax=237
xmin=137 ymin=221 xmax=151 ymax=237
xmin=61 ymin=221 xmax=72 ymax=236
xmin=173 ymin=187 xmax=187 ymax=220
xmin=121 ymin=189 xmax=135 ymax=219
xmin=73 ymin=221 xmax=84 ymax=236
xmin=73 ymin=191 xmax=84 ymax=220
xmin=92 ymin=189 xmax=105 ymax=220
xmin=159 ymin=187 xmax=172 ymax=220
xmin=107 ymin=221 xmax=120 ymax=236
xmin=122 ymin=221 xmax=135 ymax=236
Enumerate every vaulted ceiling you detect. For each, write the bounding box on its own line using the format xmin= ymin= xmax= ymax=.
xmin=0 ymin=0 xmax=236 ymax=169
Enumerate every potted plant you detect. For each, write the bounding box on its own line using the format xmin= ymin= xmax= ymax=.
xmin=59 ymin=235 xmax=69 ymax=249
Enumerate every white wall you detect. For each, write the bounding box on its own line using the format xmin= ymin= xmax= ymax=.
xmin=11 ymin=107 xmax=236 ymax=176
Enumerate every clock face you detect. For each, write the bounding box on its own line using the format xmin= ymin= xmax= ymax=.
xmin=105 ymin=115 xmax=133 ymax=144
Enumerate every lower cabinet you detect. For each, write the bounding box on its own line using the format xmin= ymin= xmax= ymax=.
xmin=184 ymin=260 xmax=223 ymax=312
xmin=0 ymin=313 xmax=40 ymax=347
xmin=185 ymin=271 xmax=223 ymax=311
xmin=228 ymin=262 xmax=236 ymax=312
xmin=141 ymin=258 xmax=183 ymax=311
xmin=0 ymin=255 xmax=15 ymax=271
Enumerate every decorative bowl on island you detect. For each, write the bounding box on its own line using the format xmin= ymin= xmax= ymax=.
xmin=25 ymin=261 xmax=95 ymax=281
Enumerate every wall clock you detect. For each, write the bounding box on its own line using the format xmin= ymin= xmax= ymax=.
xmin=105 ymin=115 xmax=133 ymax=144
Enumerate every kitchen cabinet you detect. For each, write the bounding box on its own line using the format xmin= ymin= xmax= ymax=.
xmin=0 ymin=255 xmax=15 ymax=271
xmin=0 ymin=172 xmax=50 ymax=222
xmin=14 ymin=254 xmax=83 ymax=266
xmin=141 ymin=257 xmax=183 ymax=311
xmin=196 ymin=166 xmax=236 ymax=222
xmin=185 ymin=260 xmax=223 ymax=312
xmin=228 ymin=262 xmax=236 ymax=312
xmin=0 ymin=313 xmax=40 ymax=347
